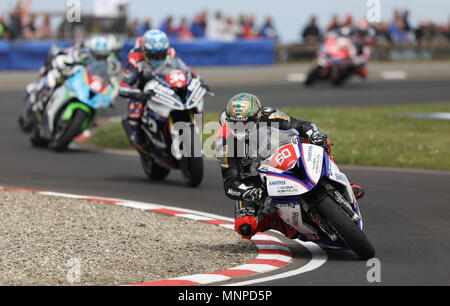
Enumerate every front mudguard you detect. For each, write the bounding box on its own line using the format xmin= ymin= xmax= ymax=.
xmin=62 ymin=102 xmax=93 ymax=131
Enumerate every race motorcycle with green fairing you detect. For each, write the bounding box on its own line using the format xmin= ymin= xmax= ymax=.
xmin=30 ymin=60 xmax=118 ymax=151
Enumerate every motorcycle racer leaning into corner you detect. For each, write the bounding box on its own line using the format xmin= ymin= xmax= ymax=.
xmin=26 ymin=35 xmax=122 ymax=111
xmin=118 ymin=29 xmax=207 ymax=146
xmin=332 ymin=18 xmax=375 ymax=79
xmin=215 ymin=93 xmax=365 ymax=240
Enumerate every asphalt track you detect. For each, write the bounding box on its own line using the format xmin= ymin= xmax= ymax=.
xmin=0 ymin=77 xmax=450 ymax=285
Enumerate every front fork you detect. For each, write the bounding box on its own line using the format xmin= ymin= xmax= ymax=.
xmin=170 ymin=110 xmax=203 ymax=160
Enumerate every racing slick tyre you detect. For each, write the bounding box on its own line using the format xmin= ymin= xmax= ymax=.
xmin=304 ymin=66 xmax=322 ymax=86
xmin=180 ymin=157 xmax=204 ymax=188
xmin=332 ymin=66 xmax=355 ymax=86
xmin=140 ymin=154 xmax=171 ymax=180
xmin=179 ymin=124 xmax=204 ymax=187
xmin=30 ymin=124 xmax=49 ymax=148
xmin=317 ymin=196 xmax=376 ymax=260
xmin=18 ymin=95 xmax=36 ymax=133
xmin=49 ymin=109 xmax=89 ymax=152
xmin=18 ymin=115 xmax=35 ymax=133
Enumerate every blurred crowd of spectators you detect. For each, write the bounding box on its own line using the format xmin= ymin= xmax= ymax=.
xmin=301 ymin=10 xmax=450 ymax=46
xmin=127 ymin=10 xmax=279 ymax=42
xmin=1 ymin=2 xmax=449 ymax=48
xmin=0 ymin=1 xmax=53 ymax=40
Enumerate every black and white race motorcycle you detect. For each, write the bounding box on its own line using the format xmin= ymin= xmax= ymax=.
xmin=251 ymin=126 xmax=375 ymax=260
xmin=122 ymin=60 xmax=211 ymax=187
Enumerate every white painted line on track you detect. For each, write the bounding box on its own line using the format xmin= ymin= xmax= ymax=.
xmin=173 ymin=274 xmax=232 ymax=285
xmin=225 ymin=240 xmax=328 ymax=286
xmin=229 ymin=264 xmax=280 ymax=273
xmin=256 ymin=254 xmax=293 ymax=262
xmin=286 ymin=73 xmax=306 ymax=83
xmin=381 ymin=71 xmax=407 ymax=80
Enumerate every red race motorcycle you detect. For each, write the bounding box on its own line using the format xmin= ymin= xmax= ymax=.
xmin=305 ymin=33 xmax=371 ymax=86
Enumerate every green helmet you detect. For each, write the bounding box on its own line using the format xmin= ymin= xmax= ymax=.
xmin=225 ymin=93 xmax=262 ymax=141
xmin=225 ymin=93 xmax=262 ymax=123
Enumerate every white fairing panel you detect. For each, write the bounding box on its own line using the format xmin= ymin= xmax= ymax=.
xmin=148 ymin=101 xmax=171 ymax=119
xmin=274 ymin=203 xmax=317 ymax=236
xmin=301 ymin=144 xmax=324 ymax=185
xmin=46 ymin=85 xmax=74 ymax=132
xmin=151 ymin=85 xmax=185 ymax=111
xmin=266 ymin=175 xmax=309 ymax=197
xmin=328 ymin=160 xmax=356 ymax=203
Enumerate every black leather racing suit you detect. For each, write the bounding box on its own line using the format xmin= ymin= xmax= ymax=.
xmin=215 ymin=107 xmax=324 ymax=219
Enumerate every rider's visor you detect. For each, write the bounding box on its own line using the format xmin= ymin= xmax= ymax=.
xmin=146 ymin=49 xmax=168 ymax=62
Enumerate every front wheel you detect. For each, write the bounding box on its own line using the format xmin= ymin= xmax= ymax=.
xmin=48 ymin=109 xmax=89 ymax=152
xmin=178 ymin=124 xmax=204 ymax=187
xmin=180 ymin=157 xmax=204 ymax=187
xmin=317 ymin=196 xmax=375 ymax=260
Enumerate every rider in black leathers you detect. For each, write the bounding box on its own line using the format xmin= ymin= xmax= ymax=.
xmin=215 ymin=93 xmax=365 ymax=240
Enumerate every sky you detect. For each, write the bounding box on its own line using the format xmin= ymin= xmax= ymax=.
xmin=1 ymin=0 xmax=449 ymax=43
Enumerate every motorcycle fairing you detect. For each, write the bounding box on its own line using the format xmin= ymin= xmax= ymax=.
xmin=266 ymin=172 xmax=313 ymax=197
xmin=326 ymin=159 xmax=363 ymax=229
xmin=270 ymin=198 xmax=318 ymax=238
xmin=46 ymin=85 xmax=73 ymax=132
xmin=299 ymin=143 xmax=324 ymax=186
xmin=151 ymin=84 xmax=185 ymax=111
xmin=263 ymin=143 xmax=323 ymax=198
xmin=45 ymin=66 xmax=115 ymax=132
xmin=66 ymin=67 xmax=115 ymax=109
xmin=185 ymin=77 xmax=206 ymax=111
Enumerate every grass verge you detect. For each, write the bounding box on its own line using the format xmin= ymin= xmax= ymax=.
xmin=87 ymin=103 xmax=450 ymax=171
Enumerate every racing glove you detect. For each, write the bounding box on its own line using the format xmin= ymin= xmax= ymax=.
xmin=201 ymin=80 xmax=211 ymax=92
xmin=242 ymin=188 xmax=264 ymax=202
xmin=309 ymin=131 xmax=329 ymax=149
xmin=128 ymin=89 xmax=150 ymax=102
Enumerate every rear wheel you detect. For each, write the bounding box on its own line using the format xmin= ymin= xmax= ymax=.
xmin=49 ymin=109 xmax=89 ymax=152
xmin=304 ymin=65 xmax=322 ymax=86
xmin=317 ymin=196 xmax=375 ymax=260
xmin=332 ymin=66 xmax=355 ymax=86
xmin=140 ymin=154 xmax=171 ymax=180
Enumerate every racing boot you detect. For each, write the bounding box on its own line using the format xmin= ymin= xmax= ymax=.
xmin=257 ymin=213 xmax=299 ymax=239
xmin=127 ymin=101 xmax=146 ymax=147
xmin=350 ymin=182 xmax=365 ymax=200
xmin=129 ymin=124 xmax=145 ymax=148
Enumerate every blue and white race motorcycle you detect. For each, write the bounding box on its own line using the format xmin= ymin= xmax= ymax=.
xmin=30 ymin=60 xmax=118 ymax=151
xmin=122 ymin=59 xmax=211 ymax=187
xmin=253 ymin=126 xmax=375 ymax=260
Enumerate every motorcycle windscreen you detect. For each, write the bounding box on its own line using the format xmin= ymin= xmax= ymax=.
xmin=65 ymin=66 xmax=114 ymax=110
xmin=86 ymin=61 xmax=115 ymax=109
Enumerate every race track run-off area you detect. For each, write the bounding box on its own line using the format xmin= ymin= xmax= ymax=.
xmin=0 ymin=75 xmax=449 ymax=286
